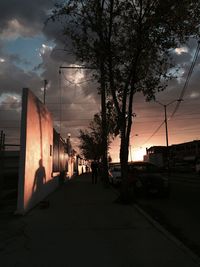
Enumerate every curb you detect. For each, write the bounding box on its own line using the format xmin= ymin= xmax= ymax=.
xmin=134 ymin=203 xmax=200 ymax=266
xmin=110 ymin=185 xmax=200 ymax=266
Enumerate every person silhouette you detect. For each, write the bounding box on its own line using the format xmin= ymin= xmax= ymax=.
xmin=91 ymin=160 xmax=98 ymax=184
xmin=32 ymin=159 xmax=46 ymax=193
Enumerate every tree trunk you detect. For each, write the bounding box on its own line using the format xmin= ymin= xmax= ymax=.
xmin=119 ymin=109 xmax=134 ymax=203
xmin=100 ymin=63 xmax=109 ymax=185
xmin=118 ymin=116 xmax=130 ymax=202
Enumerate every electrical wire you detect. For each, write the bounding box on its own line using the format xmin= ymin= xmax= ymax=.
xmin=138 ymin=41 xmax=200 ymax=146
xmin=61 ymin=72 xmax=95 ymax=85
xmin=59 ymin=69 xmax=62 ymax=134
xmin=140 ymin=120 xmax=165 ymax=146
xmin=54 ymin=119 xmax=91 ymax=121
xmin=170 ymin=40 xmax=200 ymax=118
xmin=45 ymin=102 xmax=98 ymax=105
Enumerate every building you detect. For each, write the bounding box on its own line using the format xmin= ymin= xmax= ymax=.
xmin=170 ymin=140 xmax=200 ymax=163
xmin=144 ymin=146 xmax=167 ymax=167
xmin=145 ymin=140 xmax=200 ymax=172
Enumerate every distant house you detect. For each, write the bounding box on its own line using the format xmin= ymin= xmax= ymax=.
xmin=169 ymin=140 xmax=200 ymax=163
xmin=145 ymin=140 xmax=200 ymax=172
xmin=145 ymin=146 xmax=167 ymax=167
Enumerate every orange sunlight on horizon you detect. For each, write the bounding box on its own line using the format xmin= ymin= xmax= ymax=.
xmin=110 ymin=141 xmax=148 ymax=163
xmin=131 ymin=147 xmax=147 ymax=161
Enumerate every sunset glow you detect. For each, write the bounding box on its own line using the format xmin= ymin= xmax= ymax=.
xmin=1 ymin=1 xmax=200 ymax=165
xmin=132 ymin=147 xmax=146 ymax=161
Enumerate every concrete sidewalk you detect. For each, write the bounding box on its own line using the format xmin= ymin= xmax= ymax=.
xmin=1 ymin=173 xmax=200 ymax=267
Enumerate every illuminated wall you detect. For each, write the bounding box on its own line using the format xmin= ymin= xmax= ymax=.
xmin=17 ymin=88 xmax=58 ymax=214
xmin=76 ymin=156 xmax=87 ymax=175
xmin=67 ymin=156 xmax=75 ymax=178
xmin=53 ymin=129 xmax=68 ymax=173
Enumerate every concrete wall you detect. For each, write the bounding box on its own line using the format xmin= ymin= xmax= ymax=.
xmin=17 ymin=88 xmax=58 ymax=214
xmin=67 ymin=156 xmax=75 ymax=178
xmin=75 ymin=156 xmax=88 ymax=175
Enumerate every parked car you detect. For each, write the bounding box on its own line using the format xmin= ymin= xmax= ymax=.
xmin=127 ymin=161 xmax=170 ymax=197
xmin=108 ymin=163 xmax=122 ymax=186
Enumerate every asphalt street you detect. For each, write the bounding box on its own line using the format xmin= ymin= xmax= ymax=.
xmin=136 ymin=173 xmax=200 ymax=256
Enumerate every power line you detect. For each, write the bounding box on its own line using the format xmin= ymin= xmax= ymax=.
xmin=170 ymin=40 xmax=200 ymax=118
xmin=61 ymin=72 xmax=95 ymax=85
xmin=59 ymin=65 xmax=96 ymax=70
xmin=135 ymin=110 xmax=200 ymax=119
xmin=54 ymin=119 xmax=92 ymax=121
xmin=139 ymin=41 xmax=200 ymax=146
xmin=140 ymin=120 xmax=165 ymax=146
xmin=134 ymin=116 xmax=200 ymax=124
xmin=59 ymin=68 xmax=62 ymax=134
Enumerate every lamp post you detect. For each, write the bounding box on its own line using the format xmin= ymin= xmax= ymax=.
xmin=155 ymin=98 xmax=183 ymax=169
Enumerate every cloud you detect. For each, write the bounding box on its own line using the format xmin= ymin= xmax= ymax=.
xmin=189 ymin=92 xmax=200 ymax=99
xmin=16 ymin=39 xmax=101 ymax=141
xmin=0 ymin=92 xmax=22 ymax=144
xmin=175 ymin=47 xmax=188 ymax=55
xmin=0 ymin=1 xmax=199 ymax=154
xmin=0 ymin=54 xmax=42 ymax=96
xmin=0 ymin=19 xmax=38 ymax=40
xmin=38 ymin=44 xmax=53 ymax=57
xmin=0 ymin=93 xmax=21 ymax=108
xmin=0 ymin=0 xmax=53 ymax=38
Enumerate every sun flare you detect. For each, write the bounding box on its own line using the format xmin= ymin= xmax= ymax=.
xmin=132 ymin=147 xmax=146 ymax=161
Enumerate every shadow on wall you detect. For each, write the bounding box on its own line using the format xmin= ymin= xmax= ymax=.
xmin=32 ymin=159 xmax=46 ymax=194
xmin=25 ymin=159 xmax=59 ymax=212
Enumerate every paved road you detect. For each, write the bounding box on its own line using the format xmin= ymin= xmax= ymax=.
xmin=137 ymin=173 xmax=200 ymax=256
xmin=1 ymin=173 xmax=200 ymax=267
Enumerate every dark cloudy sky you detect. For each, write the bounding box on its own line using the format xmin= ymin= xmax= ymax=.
xmin=0 ymin=1 xmax=200 ymax=161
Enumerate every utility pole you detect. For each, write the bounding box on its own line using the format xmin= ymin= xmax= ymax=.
xmin=155 ymin=99 xmax=183 ymax=169
xmin=155 ymin=99 xmax=182 ymax=148
xmin=164 ymin=105 xmax=169 ymax=147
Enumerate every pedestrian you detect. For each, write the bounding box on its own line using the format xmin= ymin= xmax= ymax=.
xmin=91 ymin=160 xmax=98 ymax=184
xmin=86 ymin=165 xmax=89 ymax=172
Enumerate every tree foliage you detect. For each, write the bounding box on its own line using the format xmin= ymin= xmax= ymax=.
xmin=78 ymin=108 xmax=117 ymax=160
xmin=50 ymin=1 xmax=200 ymax=193
xmin=79 ymin=129 xmax=101 ymax=160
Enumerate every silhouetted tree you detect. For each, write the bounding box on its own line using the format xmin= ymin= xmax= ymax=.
xmin=79 ymin=110 xmax=117 ymax=161
xmin=50 ymin=0 xmax=200 ymax=201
